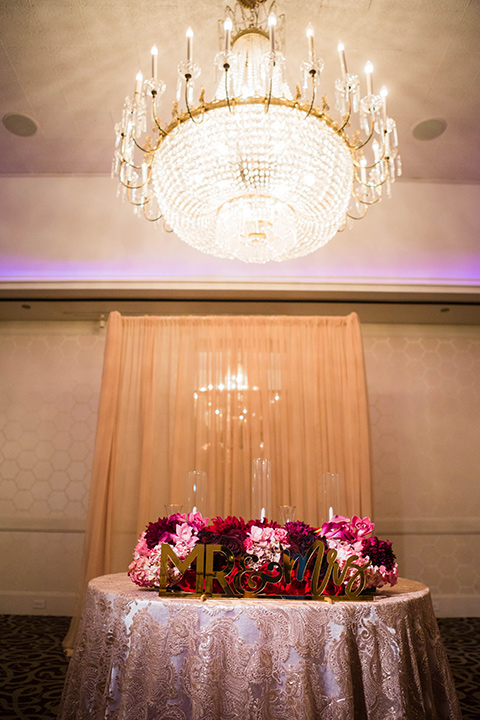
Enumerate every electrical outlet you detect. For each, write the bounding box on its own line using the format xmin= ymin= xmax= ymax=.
xmin=32 ymin=599 xmax=46 ymax=610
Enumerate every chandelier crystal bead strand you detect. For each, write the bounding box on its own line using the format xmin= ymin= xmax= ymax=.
xmin=112 ymin=0 xmax=401 ymax=264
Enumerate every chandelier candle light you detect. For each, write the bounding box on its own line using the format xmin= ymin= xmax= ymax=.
xmin=113 ymin=0 xmax=401 ymax=263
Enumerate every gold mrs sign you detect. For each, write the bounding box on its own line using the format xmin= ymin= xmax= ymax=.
xmin=158 ymin=540 xmax=370 ymax=601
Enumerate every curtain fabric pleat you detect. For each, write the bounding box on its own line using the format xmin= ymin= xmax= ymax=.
xmin=63 ymin=311 xmax=371 ymax=652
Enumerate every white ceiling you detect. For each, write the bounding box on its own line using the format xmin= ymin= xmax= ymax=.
xmin=0 ymin=0 xmax=479 ymax=320
xmin=1 ymin=0 xmax=479 ymax=180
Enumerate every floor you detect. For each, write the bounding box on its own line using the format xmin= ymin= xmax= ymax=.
xmin=0 ymin=615 xmax=479 ymax=719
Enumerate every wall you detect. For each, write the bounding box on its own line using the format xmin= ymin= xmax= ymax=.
xmin=363 ymin=325 xmax=480 ymax=617
xmin=0 ymin=322 xmax=104 ymax=615
xmin=1 ymin=177 xmax=480 ymax=288
xmin=0 ymin=320 xmax=479 ymax=616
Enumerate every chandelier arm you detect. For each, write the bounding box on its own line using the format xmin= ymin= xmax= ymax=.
xmin=353 ymin=166 xmax=388 ymax=190
xmin=351 ymin=188 xmax=382 ymax=206
xmin=119 ymin=177 xmax=146 ymax=192
xmin=143 ymin=203 xmax=163 ymax=222
xmin=126 ymin=184 xmax=154 ymax=206
xmin=185 ymin=78 xmax=204 ymax=124
xmin=119 ymin=160 xmax=153 ymax=192
xmin=120 ymin=107 xmax=158 ymax=155
xmin=265 ymin=73 xmax=274 ymax=113
xmin=163 ymin=219 xmax=174 ymax=233
xmin=167 ymin=115 xmax=182 ymax=138
xmin=118 ymin=160 xmax=144 ymax=184
xmin=353 ymin=149 xmax=386 ymax=171
xmin=118 ymin=135 xmax=140 ymax=167
xmin=304 ymin=72 xmax=316 ymax=119
xmin=338 ymin=98 xmax=352 ymax=133
xmin=119 ymin=156 xmax=144 ymax=172
xmin=151 ymin=94 xmax=169 ymax=137
xmin=350 ymin=115 xmax=375 ymax=151
xmin=131 ymin=132 xmax=160 ymax=154
xmin=224 ymin=66 xmax=233 ymax=113
xmin=120 ymin=120 xmax=160 ymax=156
xmin=346 ymin=205 xmax=369 ymax=221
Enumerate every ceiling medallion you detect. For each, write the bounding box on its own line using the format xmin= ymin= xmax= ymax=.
xmin=113 ymin=0 xmax=401 ymax=263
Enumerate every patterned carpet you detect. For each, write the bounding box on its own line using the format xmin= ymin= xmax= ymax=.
xmin=0 ymin=614 xmax=478 ymax=719
xmin=437 ymin=617 xmax=480 ymax=717
xmin=0 ymin=615 xmax=70 ymax=719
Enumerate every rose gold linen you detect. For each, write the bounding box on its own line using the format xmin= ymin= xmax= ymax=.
xmin=59 ymin=574 xmax=461 ymax=720
xmin=64 ymin=313 xmax=371 ymax=652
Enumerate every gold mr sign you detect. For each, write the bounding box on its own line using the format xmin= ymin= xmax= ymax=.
xmin=159 ymin=540 xmax=373 ymax=601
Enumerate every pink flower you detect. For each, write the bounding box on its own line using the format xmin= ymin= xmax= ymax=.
xmin=244 ymin=524 xmax=288 ymax=571
xmin=187 ymin=512 xmax=209 ymax=531
xmin=175 ymin=539 xmax=198 ymax=559
xmin=388 ymin=568 xmax=398 ymax=586
xmin=274 ymin=527 xmax=289 ymax=545
xmin=261 ymin=527 xmax=276 ymax=544
xmin=134 ymin=532 xmax=151 ymax=556
xmin=351 ymin=515 xmax=375 ymax=539
xmin=321 ymin=515 xmax=356 ymax=542
xmin=352 ymin=540 xmax=364 ymax=554
xmin=321 ymin=515 xmax=375 ymax=543
xmin=249 ymin=525 xmax=275 ymax=545
xmin=249 ymin=526 xmax=263 ymax=543
xmin=173 ymin=522 xmax=194 ymax=544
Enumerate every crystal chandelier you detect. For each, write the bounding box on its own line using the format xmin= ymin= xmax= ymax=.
xmin=113 ymin=0 xmax=401 ymax=263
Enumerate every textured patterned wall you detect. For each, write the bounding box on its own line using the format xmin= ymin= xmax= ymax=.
xmin=0 ymin=323 xmax=105 ymax=614
xmin=0 ymin=321 xmax=479 ymax=615
xmin=363 ymin=325 xmax=480 ymax=616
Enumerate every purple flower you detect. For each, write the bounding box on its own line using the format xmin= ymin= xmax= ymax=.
xmin=197 ymin=528 xmax=246 ymax=557
xmin=245 ymin=518 xmax=279 ymax=531
xmin=216 ymin=534 xmax=245 ymax=557
xmin=198 ymin=529 xmax=221 ymax=545
xmin=144 ymin=514 xmax=183 ymax=549
xmin=361 ymin=536 xmax=396 ymax=572
xmin=285 ymin=521 xmax=315 ymax=536
xmin=285 ymin=521 xmax=317 ymax=554
xmin=209 ymin=516 xmax=248 ymax=535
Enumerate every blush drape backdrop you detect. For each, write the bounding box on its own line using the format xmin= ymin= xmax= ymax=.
xmin=64 ymin=311 xmax=371 ymax=651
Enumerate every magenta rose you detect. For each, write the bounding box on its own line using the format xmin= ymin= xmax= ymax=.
xmin=350 ymin=515 xmax=375 ymax=540
xmin=320 ymin=515 xmax=357 ymax=542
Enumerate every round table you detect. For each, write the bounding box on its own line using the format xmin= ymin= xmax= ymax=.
xmin=59 ymin=573 xmax=461 ymax=720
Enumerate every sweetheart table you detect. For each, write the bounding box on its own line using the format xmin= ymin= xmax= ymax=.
xmin=58 ymin=573 xmax=461 ymax=720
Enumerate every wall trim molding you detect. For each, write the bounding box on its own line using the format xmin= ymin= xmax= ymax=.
xmin=430 ymin=593 xmax=480 ymax=618
xmin=0 ymin=517 xmax=86 ymax=533
xmin=0 ymin=590 xmax=78 ymax=616
xmin=374 ymin=518 xmax=480 ymax=535
xmin=2 ymin=517 xmax=479 ymax=536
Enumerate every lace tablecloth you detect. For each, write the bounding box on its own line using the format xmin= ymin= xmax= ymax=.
xmin=59 ymin=573 xmax=461 ymax=720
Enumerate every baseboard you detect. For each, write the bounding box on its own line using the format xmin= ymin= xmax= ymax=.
xmin=431 ymin=593 xmax=480 ymax=618
xmin=0 ymin=590 xmax=77 ymax=616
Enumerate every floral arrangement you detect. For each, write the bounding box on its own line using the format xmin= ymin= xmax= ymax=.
xmin=319 ymin=515 xmax=398 ymax=590
xmin=128 ymin=512 xmax=397 ymax=596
